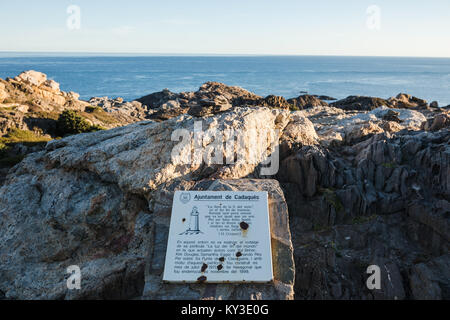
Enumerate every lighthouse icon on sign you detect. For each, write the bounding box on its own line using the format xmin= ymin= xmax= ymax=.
xmin=180 ymin=206 xmax=203 ymax=235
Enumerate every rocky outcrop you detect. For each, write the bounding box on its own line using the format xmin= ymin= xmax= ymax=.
xmin=0 ymin=71 xmax=150 ymax=138
xmin=137 ymin=83 xmax=296 ymax=121
xmin=88 ymin=96 xmax=148 ymax=124
xmin=6 ymin=71 xmax=85 ymax=111
xmin=0 ymin=74 xmax=448 ymax=300
xmin=0 ymin=71 xmax=155 ymax=180
xmin=137 ymin=82 xmax=262 ymax=120
xmin=315 ymin=95 xmax=337 ymax=101
xmin=0 ymin=107 xmax=294 ymax=300
xmin=277 ymin=125 xmax=449 ymax=299
xmin=422 ymin=110 xmax=450 ymax=132
xmin=15 ymin=70 xmax=49 ymax=87
xmin=287 ymin=95 xmax=328 ymax=110
xmin=389 ymin=93 xmax=428 ymax=109
xmin=301 ymin=105 xmax=427 ymax=146
xmin=279 ymin=111 xmax=319 ymax=158
xmin=331 ymin=94 xmax=430 ymax=112
xmin=330 ymin=96 xmax=389 ymax=111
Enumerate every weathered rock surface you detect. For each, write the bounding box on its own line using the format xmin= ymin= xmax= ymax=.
xmin=15 ymin=70 xmax=49 ymax=87
xmin=331 ymin=93 xmax=432 ymax=112
xmin=137 ymin=82 xmax=296 ymax=121
xmin=0 ymin=71 xmax=153 ymax=139
xmin=277 ymin=126 xmax=450 ymax=299
xmin=330 ymin=96 xmax=389 ymax=111
xmin=0 ymin=74 xmax=448 ymax=300
xmin=88 ymin=96 xmax=149 ymax=124
xmin=137 ymin=82 xmax=262 ymax=121
xmin=302 ymin=105 xmax=427 ymax=146
xmin=389 ymin=93 xmax=428 ymax=109
xmin=422 ymin=110 xmax=450 ymax=132
xmin=0 ymin=107 xmax=294 ymax=300
xmin=287 ymin=95 xmax=328 ymax=110
xmin=315 ymin=95 xmax=337 ymax=101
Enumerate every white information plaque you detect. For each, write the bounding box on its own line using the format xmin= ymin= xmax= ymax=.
xmin=163 ymin=191 xmax=273 ymax=283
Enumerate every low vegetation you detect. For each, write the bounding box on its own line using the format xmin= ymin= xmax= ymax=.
xmin=83 ymin=106 xmax=118 ymax=125
xmin=57 ymin=110 xmax=105 ymax=136
xmin=0 ymin=128 xmax=51 ymax=167
xmin=1 ymin=128 xmax=51 ymax=145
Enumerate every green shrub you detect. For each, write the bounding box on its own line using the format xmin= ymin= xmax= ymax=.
xmin=89 ymin=124 xmax=107 ymax=132
xmin=57 ymin=110 xmax=105 ymax=136
xmin=57 ymin=110 xmax=91 ymax=135
xmin=85 ymin=105 xmax=102 ymax=113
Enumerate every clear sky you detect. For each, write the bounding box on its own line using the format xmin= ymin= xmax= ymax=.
xmin=1 ymin=0 xmax=449 ymax=57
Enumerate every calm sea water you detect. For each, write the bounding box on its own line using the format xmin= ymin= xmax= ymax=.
xmin=0 ymin=54 xmax=449 ymax=106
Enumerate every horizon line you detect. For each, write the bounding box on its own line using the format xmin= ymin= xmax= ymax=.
xmin=1 ymin=51 xmax=450 ymax=59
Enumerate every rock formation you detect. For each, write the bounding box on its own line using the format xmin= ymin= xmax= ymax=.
xmin=0 ymin=71 xmax=149 ymax=137
xmin=0 ymin=71 xmax=448 ymax=300
xmin=287 ymin=95 xmax=329 ymax=110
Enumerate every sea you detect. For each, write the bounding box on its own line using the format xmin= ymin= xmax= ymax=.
xmin=0 ymin=53 xmax=449 ymax=106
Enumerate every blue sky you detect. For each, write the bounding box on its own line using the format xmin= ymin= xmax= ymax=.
xmin=1 ymin=0 xmax=449 ymax=57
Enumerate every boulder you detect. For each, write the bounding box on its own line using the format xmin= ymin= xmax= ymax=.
xmin=423 ymin=111 xmax=450 ymax=132
xmin=330 ymin=96 xmax=389 ymax=111
xmin=137 ymin=82 xmax=263 ymax=120
xmin=302 ymin=106 xmax=426 ymax=146
xmin=382 ymin=109 xmax=402 ymax=123
xmin=279 ymin=111 xmax=319 ymax=158
xmin=88 ymin=97 xmax=148 ymax=124
xmin=315 ymin=95 xmax=337 ymax=101
xmin=198 ymin=82 xmax=261 ymax=106
xmin=43 ymin=79 xmax=61 ymax=93
xmin=260 ymin=95 xmax=292 ymax=110
xmin=430 ymin=101 xmax=439 ymax=108
xmin=15 ymin=70 xmax=47 ymax=87
xmin=389 ymin=93 xmax=428 ymax=109
xmin=137 ymin=89 xmax=179 ymax=109
xmin=188 ymin=95 xmax=232 ymax=117
xmin=0 ymin=107 xmax=294 ymax=299
xmin=287 ymin=95 xmax=328 ymax=110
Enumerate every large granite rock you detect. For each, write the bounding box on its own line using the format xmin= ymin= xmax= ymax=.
xmin=0 ymin=107 xmax=295 ymax=300
xmin=142 ymin=179 xmax=295 ymax=300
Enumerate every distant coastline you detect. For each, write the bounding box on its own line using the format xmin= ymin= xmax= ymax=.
xmin=1 ymin=52 xmax=450 ymax=58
